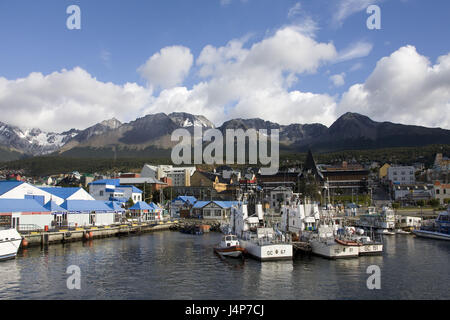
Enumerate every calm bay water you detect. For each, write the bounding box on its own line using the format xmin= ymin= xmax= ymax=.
xmin=0 ymin=231 xmax=448 ymax=300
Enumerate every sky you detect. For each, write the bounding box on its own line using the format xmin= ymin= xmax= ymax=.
xmin=0 ymin=0 xmax=449 ymax=132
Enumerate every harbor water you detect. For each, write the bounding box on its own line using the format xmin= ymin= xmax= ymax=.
xmin=0 ymin=231 xmax=448 ymax=300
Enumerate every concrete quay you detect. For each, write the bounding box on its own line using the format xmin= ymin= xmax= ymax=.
xmin=20 ymin=222 xmax=175 ymax=248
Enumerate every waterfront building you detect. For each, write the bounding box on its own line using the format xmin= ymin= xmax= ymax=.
xmin=0 ymin=199 xmax=52 ymax=230
xmin=170 ymin=196 xmax=197 ymax=218
xmin=200 ymin=201 xmax=238 ymax=220
xmin=60 ymin=200 xmax=116 ymax=226
xmin=433 ymin=181 xmax=450 ymax=204
xmin=44 ymin=201 xmax=68 ymax=228
xmin=39 ymin=187 xmax=95 ymax=203
xmin=129 ymin=201 xmax=157 ymax=222
xmin=0 ymin=180 xmax=67 ymax=205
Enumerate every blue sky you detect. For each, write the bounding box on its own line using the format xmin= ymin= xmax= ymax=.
xmin=0 ymin=0 xmax=449 ymax=131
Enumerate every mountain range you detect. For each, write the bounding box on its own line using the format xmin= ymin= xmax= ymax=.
xmin=0 ymin=112 xmax=449 ymax=161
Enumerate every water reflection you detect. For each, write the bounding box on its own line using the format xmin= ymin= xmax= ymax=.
xmin=0 ymin=231 xmax=448 ymax=300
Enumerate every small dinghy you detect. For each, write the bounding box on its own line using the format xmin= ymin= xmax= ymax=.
xmin=214 ymin=234 xmax=246 ymax=258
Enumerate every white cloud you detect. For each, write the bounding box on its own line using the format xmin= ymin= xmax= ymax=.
xmin=339 ymin=45 xmax=450 ymax=128
xmin=288 ymin=2 xmax=302 ymax=19
xmin=0 ymin=67 xmax=151 ymax=132
xmin=335 ymin=41 xmax=373 ymax=63
xmin=332 ymin=0 xmax=383 ymax=27
xmin=330 ymin=73 xmax=346 ymax=87
xmin=137 ymin=46 xmax=193 ymax=90
xmin=140 ymin=26 xmax=339 ymax=126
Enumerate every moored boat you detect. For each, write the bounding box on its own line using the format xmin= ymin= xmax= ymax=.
xmin=214 ymin=234 xmax=246 ymax=258
xmin=0 ymin=228 xmax=22 ymax=261
xmin=412 ymin=208 xmax=450 ymax=241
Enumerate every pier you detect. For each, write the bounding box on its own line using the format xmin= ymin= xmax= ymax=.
xmin=20 ymin=221 xmax=176 ymax=248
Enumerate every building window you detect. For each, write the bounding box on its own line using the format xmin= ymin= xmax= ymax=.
xmin=100 ymin=191 xmax=104 ymax=196
xmin=436 ymin=189 xmax=440 ymax=194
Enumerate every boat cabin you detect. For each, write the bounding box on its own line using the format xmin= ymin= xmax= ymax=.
xmin=220 ymin=235 xmax=240 ymax=248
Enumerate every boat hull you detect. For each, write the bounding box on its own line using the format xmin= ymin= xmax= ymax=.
xmin=412 ymin=230 xmax=450 ymax=241
xmin=214 ymin=246 xmax=245 ymax=258
xmin=239 ymin=240 xmax=293 ymax=261
xmin=310 ymin=241 xmax=359 ymax=259
xmin=358 ymin=243 xmax=383 ymax=256
xmin=0 ymin=229 xmax=22 ymax=262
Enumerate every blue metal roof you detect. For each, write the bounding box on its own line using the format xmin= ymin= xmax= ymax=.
xmin=0 ymin=180 xmax=25 ymax=196
xmin=174 ymin=196 xmax=198 ymax=204
xmin=213 ymin=201 xmax=239 ymax=208
xmin=89 ymin=179 xmax=121 ymax=186
xmin=61 ymin=200 xmax=113 ymax=213
xmin=105 ymin=201 xmax=125 ymax=212
xmin=39 ymin=187 xmax=81 ymax=199
xmin=129 ymin=201 xmax=153 ymax=211
xmin=109 ymin=196 xmax=128 ymax=203
xmin=0 ymin=199 xmax=49 ymax=213
xmin=44 ymin=201 xmax=67 ymax=213
xmin=192 ymin=201 xmax=211 ymax=209
xmin=120 ymin=185 xmax=143 ymax=194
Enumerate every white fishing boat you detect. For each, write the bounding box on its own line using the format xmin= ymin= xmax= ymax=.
xmin=355 ymin=206 xmax=396 ymax=233
xmin=308 ymin=226 xmax=359 ymax=259
xmin=0 ymin=228 xmax=22 ymax=261
xmin=337 ymin=227 xmax=383 ymax=256
xmin=231 ymin=202 xmax=293 ymax=261
xmin=395 ymin=229 xmax=411 ymax=235
xmin=412 ymin=209 xmax=450 ymax=241
xmin=214 ymin=234 xmax=245 ymax=258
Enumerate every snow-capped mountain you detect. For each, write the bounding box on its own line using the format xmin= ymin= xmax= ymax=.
xmin=0 ymin=121 xmax=80 ymax=155
xmin=168 ymin=112 xmax=215 ymax=129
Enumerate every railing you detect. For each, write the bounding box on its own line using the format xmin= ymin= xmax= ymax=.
xmin=18 ymin=224 xmax=44 ymax=234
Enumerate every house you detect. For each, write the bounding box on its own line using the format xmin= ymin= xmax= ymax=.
xmin=129 ymin=201 xmax=156 ymax=222
xmin=88 ymin=179 xmax=143 ymax=203
xmin=191 ymin=201 xmax=211 ymax=219
xmin=268 ymin=186 xmax=295 ymax=212
xmin=190 ymin=171 xmax=231 ymax=193
xmin=0 ymin=199 xmax=52 ymax=230
xmin=171 ymin=196 xmax=197 ymax=218
xmin=433 ymin=181 xmax=450 ymax=204
xmin=434 ymin=153 xmax=450 ymax=172
xmin=379 ymin=163 xmax=391 ymax=180
xmin=60 ymin=200 xmax=116 ymax=227
xmin=201 ymin=201 xmax=237 ymax=220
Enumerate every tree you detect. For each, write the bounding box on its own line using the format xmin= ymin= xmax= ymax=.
xmin=428 ymin=199 xmax=440 ymax=208
xmin=126 ymin=197 xmax=135 ymax=209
